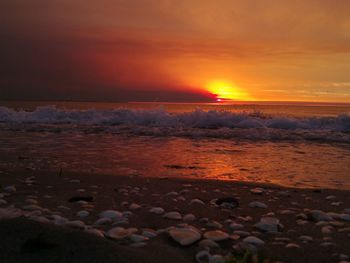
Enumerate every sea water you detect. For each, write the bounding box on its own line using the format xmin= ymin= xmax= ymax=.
xmin=0 ymin=101 xmax=349 ymax=189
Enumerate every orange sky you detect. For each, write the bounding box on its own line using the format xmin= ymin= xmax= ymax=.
xmin=1 ymin=0 xmax=350 ymax=102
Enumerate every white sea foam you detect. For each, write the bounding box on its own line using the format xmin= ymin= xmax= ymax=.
xmin=0 ymin=106 xmax=349 ymax=143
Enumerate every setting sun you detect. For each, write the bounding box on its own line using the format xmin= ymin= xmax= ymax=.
xmin=206 ymin=80 xmax=250 ymax=101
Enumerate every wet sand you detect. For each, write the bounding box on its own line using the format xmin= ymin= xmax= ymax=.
xmin=1 ymin=170 xmax=350 ymax=263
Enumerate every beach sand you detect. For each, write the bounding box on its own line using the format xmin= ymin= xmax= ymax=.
xmin=1 ymin=170 xmax=350 ymax=263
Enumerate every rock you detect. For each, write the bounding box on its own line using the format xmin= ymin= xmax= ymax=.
xmin=169 ymin=227 xmax=201 ymax=246
xmin=130 ymin=234 xmax=149 ymax=243
xmin=233 ymin=231 xmax=250 ymax=237
xmin=286 ymin=243 xmax=300 ymax=248
xmin=183 ymin=214 xmax=196 ymax=222
xmin=77 ymin=210 xmax=90 ymax=218
xmin=129 ymin=203 xmax=141 ymax=210
xmin=142 ymin=229 xmax=157 ymax=238
xmin=203 ymin=230 xmax=229 ymax=241
xmin=85 ymin=228 xmax=104 ymax=238
xmin=308 ymin=210 xmax=333 ymax=222
xmin=94 ymin=217 xmax=112 ymax=225
xmin=215 ymin=197 xmax=239 ymax=209
xmin=68 ymin=196 xmax=93 ymax=203
xmin=163 ymin=211 xmax=182 ymax=220
xmin=249 ymin=201 xmax=268 ymax=209
xmin=326 ymin=195 xmax=336 ymax=200
xmin=190 ymin=199 xmax=205 ymax=205
xmin=322 ymin=226 xmax=334 ymax=235
xmin=69 ymin=179 xmax=80 ymax=183
xmin=3 ymin=186 xmax=16 ymax=193
xmin=254 ymin=217 xmax=281 ymax=232
xmin=195 ymin=250 xmax=211 ymax=263
xmin=99 ymin=210 xmax=123 ymax=220
xmin=107 ymin=227 xmax=137 ymax=240
xmin=210 ymin=255 xmax=225 ymax=263
xmin=243 ymin=236 xmax=265 ymax=245
xmin=198 ymin=239 xmax=220 ymax=248
xmin=22 ymin=205 xmax=42 ymax=211
xmin=0 ymin=199 xmax=8 ymax=205
xmin=229 ymin=223 xmax=244 ymax=230
xmin=299 ymin=235 xmax=313 ymax=242
xmin=206 ymin=221 xmax=222 ymax=229
xmin=149 ymin=207 xmax=164 ymax=214
xmin=250 ymin=188 xmax=264 ymax=195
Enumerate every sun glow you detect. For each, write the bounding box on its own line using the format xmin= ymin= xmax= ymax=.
xmin=206 ymin=80 xmax=250 ymax=101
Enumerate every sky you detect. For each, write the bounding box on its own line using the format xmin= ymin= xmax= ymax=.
xmin=1 ymin=0 xmax=350 ymax=102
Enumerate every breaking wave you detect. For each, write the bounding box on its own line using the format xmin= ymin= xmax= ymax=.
xmin=0 ymin=106 xmax=349 ymax=143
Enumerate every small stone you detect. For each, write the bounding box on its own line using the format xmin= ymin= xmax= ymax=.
xmin=250 ymin=188 xmax=264 ymax=195
xmin=3 ymin=186 xmax=16 ymax=193
xmin=203 ymin=230 xmax=229 ymax=241
xmin=308 ymin=210 xmax=333 ymax=222
xmin=149 ymin=207 xmax=164 ymax=214
xmin=0 ymin=199 xmax=7 ymax=205
xmin=77 ymin=210 xmax=90 ymax=218
xmin=249 ymin=201 xmax=268 ymax=209
xmin=190 ymin=199 xmax=205 ymax=205
xmin=94 ymin=217 xmax=112 ymax=225
xmin=326 ymin=195 xmax=336 ymax=200
xmin=169 ymin=227 xmax=201 ymax=246
xmin=198 ymin=239 xmax=220 ymax=248
xmin=286 ymin=243 xmax=300 ymax=249
xmin=254 ymin=217 xmax=281 ymax=232
xmin=299 ymin=235 xmax=313 ymax=242
xmin=195 ymin=250 xmax=211 ymax=263
xmin=130 ymin=234 xmax=149 ymax=243
xmin=183 ymin=214 xmax=196 ymax=222
xmin=233 ymin=231 xmax=250 ymax=237
xmin=163 ymin=211 xmax=182 ymax=220
xmin=243 ymin=236 xmax=265 ymax=245
xmin=65 ymin=220 xmax=85 ymax=229
xmin=322 ymin=226 xmax=334 ymax=235
xmin=85 ymin=228 xmax=104 ymax=238
xmin=142 ymin=229 xmax=157 ymax=238
xmin=129 ymin=203 xmax=141 ymax=210
xmin=215 ymin=197 xmax=239 ymax=209
xmin=229 ymin=223 xmax=244 ymax=230
xmin=210 ymin=254 xmax=225 ymax=263
xmin=107 ymin=227 xmax=137 ymax=240
xmin=99 ymin=210 xmax=123 ymax=220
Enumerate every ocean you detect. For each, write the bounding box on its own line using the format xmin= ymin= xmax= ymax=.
xmin=0 ymin=101 xmax=349 ymax=189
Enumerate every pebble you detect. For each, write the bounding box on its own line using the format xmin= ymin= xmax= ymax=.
xmin=190 ymin=199 xmax=205 ymax=205
xmin=203 ymin=230 xmax=229 ymax=241
xmin=195 ymin=250 xmax=211 ymax=263
xmin=322 ymin=226 xmax=334 ymax=235
xmin=0 ymin=199 xmax=7 ymax=205
xmin=286 ymin=243 xmax=300 ymax=249
xmin=77 ymin=210 xmax=90 ymax=218
xmin=308 ymin=210 xmax=333 ymax=222
xmin=94 ymin=217 xmax=112 ymax=225
xmin=129 ymin=203 xmax=141 ymax=210
xmin=299 ymin=235 xmax=313 ymax=242
xmin=149 ymin=207 xmax=164 ymax=215
xmin=250 ymin=188 xmax=264 ymax=195
xmin=107 ymin=227 xmax=137 ymax=240
xmin=249 ymin=201 xmax=268 ymax=209
xmin=3 ymin=186 xmax=16 ymax=193
xmin=163 ymin=211 xmax=182 ymax=220
xmin=183 ymin=214 xmax=196 ymax=222
xmin=130 ymin=234 xmax=149 ymax=243
xmin=254 ymin=217 xmax=281 ymax=232
xmin=85 ymin=228 xmax=104 ymax=238
xmin=142 ymin=229 xmax=157 ymax=238
xmin=99 ymin=210 xmax=123 ymax=220
xmin=65 ymin=220 xmax=86 ymax=229
xmin=233 ymin=230 xmax=250 ymax=237
xmin=169 ymin=227 xmax=201 ymax=246
xmin=229 ymin=223 xmax=244 ymax=230
xmin=198 ymin=239 xmax=220 ymax=248
xmin=243 ymin=236 xmax=265 ymax=245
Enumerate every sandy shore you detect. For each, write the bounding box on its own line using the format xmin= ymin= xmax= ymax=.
xmin=1 ymin=170 xmax=350 ymax=263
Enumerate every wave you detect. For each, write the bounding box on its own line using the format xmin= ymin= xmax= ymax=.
xmin=0 ymin=106 xmax=349 ymax=143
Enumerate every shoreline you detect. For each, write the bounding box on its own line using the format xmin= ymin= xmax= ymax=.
xmin=1 ymin=170 xmax=350 ymax=263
